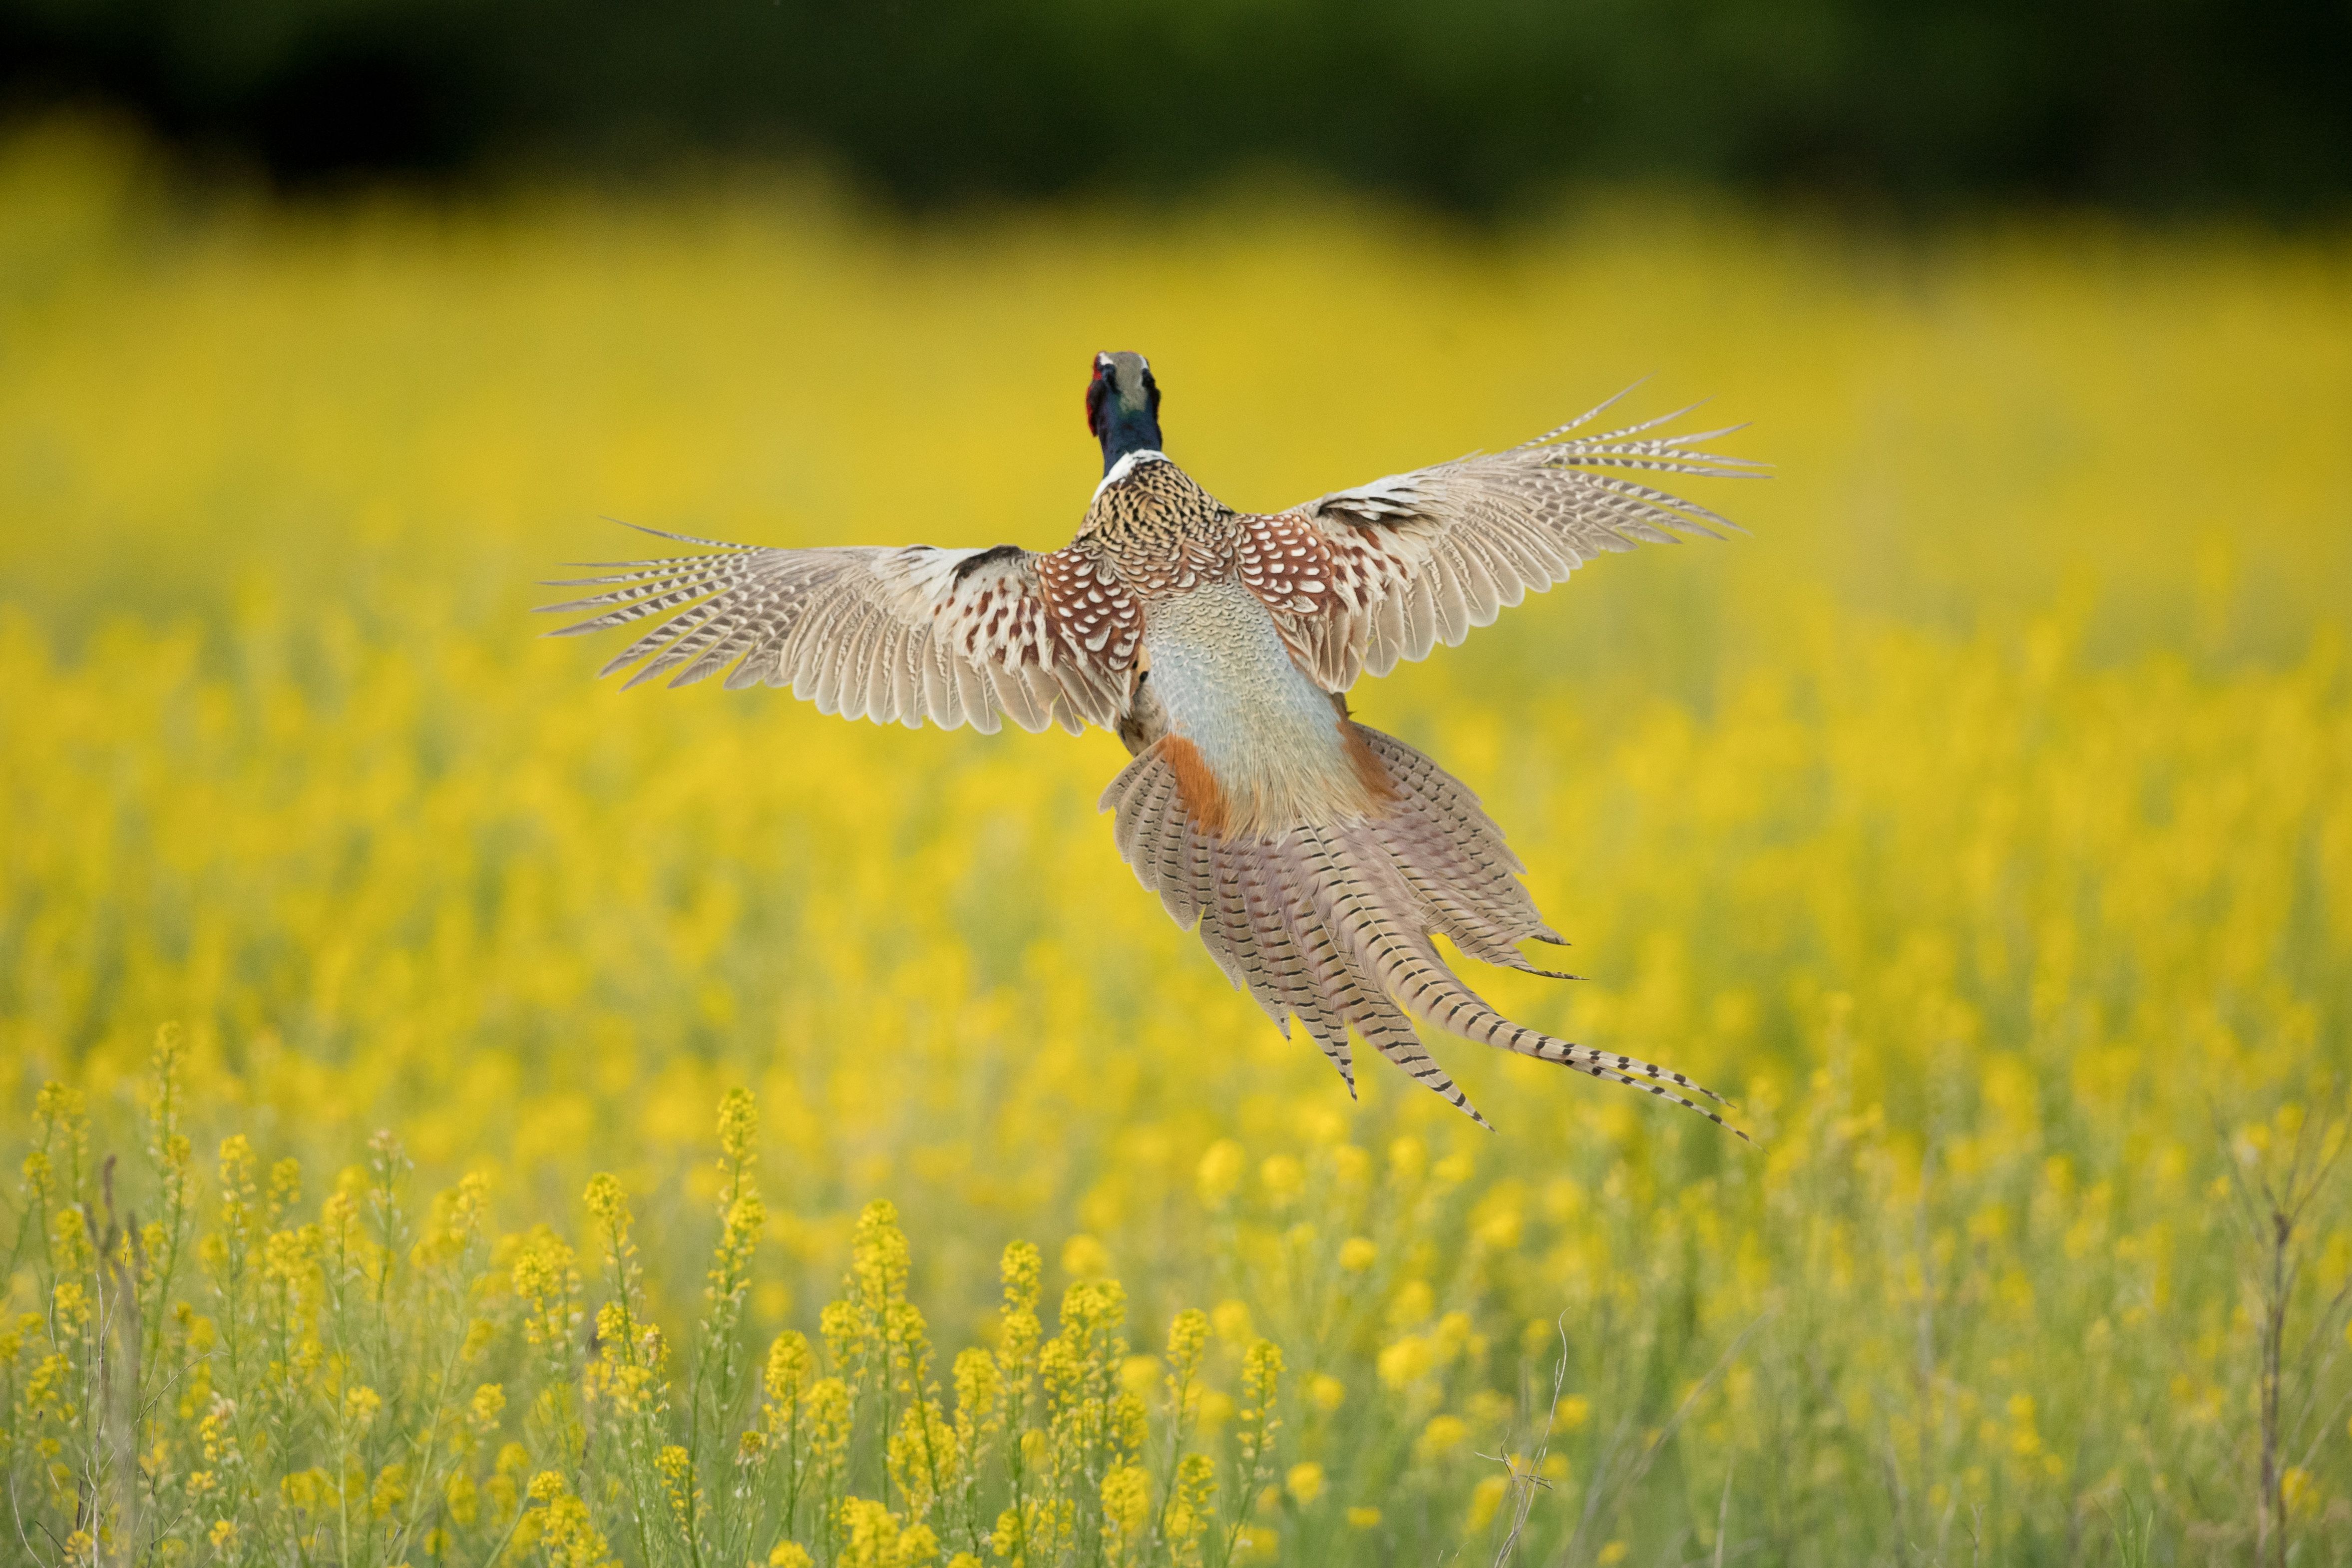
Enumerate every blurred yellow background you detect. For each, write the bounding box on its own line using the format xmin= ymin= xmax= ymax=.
xmin=3 ymin=119 xmax=2351 ymax=1563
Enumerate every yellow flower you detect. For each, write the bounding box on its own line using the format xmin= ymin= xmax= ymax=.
xmin=1337 ymin=1237 xmax=1377 ymax=1272
xmin=1473 ymin=1202 xmax=1522 ymax=1250
xmin=1416 ymin=1415 xmax=1468 ymax=1462
xmin=1346 ymin=1508 xmax=1382 ymax=1531
xmin=584 ymin=1172 xmax=630 ymax=1230
xmin=1387 ymin=1280 xmax=1435 ymax=1329
xmin=470 ymin=1382 xmax=505 ymax=1429
xmin=1119 ymin=1354 xmax=1161 ymax=1396
xmin=1259 ymin=1155 xmax=1305 ymax=1203
xmin=1286 ymin=1462 xmax=1325 ymax=1504
xmin=1196 ymin=1141 xmax=1245 ymax=1203
xmin=371 ymin=1462 xmax=410 ymax=1519
xmin=1102 ymin=1464 xmax=1152 ymax=1540
xmin=839 ymin=1496 xmax=918 ymax=1568
xmin=1378 ymin=1337 xmax=1434 ymax=1390
xmin=1211 ymin=1300 xmax=1254 ymax=1346
xmin=1598 ymin=1542 xmax=1629 ymax=1566
xmin=1061 ymin=1234 xmax=1112 ymax=1279
xmin=718 ymin=1086 xmax=759 ymax=1163
xmin=1308 ymin=1374 xmax=1347 ymax=1412
xmin=1241 ymin=1339 xmax=1283 ymax=1408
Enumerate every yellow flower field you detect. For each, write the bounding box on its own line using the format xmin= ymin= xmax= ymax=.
xmin=2 ymin=120 xmax=2351 ymax=1565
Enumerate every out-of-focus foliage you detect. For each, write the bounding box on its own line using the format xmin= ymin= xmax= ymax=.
xmin=2 ymin=122 xmax=2352 ymax=1562
xmin=1 ymin=0 xmax=2349 ymax=212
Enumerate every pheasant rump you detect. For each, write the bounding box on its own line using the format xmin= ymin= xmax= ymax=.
xmin=544 ymin=352 xmax=1758 ymax=1134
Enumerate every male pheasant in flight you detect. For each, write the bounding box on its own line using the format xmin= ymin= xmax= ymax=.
xmin=544 ymin=353 xmax=1757 ymax=1135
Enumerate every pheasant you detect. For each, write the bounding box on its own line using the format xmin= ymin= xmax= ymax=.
xmin=543 ymin=352 xmax=1758 ymax=1135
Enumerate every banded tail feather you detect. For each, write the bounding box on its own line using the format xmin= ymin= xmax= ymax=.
xmin=1099 ymin=725 xmax=1749 ymax=1139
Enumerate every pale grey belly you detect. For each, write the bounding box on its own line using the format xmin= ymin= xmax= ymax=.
xmin=1142 ymin=580 xmax=1360 ymax=834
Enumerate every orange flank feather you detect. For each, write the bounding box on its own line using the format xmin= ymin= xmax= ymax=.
xmin=1161 ymin=735 xmax=1232 ymax=836
xmin=1340 ymin=719 xmax=1404 ymax=814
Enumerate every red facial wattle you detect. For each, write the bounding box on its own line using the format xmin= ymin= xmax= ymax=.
xmin=1086 ymin=359 xmax=1110 ymax=434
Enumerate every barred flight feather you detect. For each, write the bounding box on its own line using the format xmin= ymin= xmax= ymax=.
xmin=540 ymin=529 xmax=1129 ymax=734
xmin=1249 ymin=396 xmax=1759 ymax=688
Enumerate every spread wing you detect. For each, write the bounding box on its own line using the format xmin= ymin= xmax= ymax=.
xmin=538 ymin=527 xmax=1129 ymax=735
xmin=1239 ymin=391 xmax=1760 ymax=690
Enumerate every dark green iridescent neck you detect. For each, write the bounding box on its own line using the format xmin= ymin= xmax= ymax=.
xmin=1097 ymin=403 xmax=1164 ymax=475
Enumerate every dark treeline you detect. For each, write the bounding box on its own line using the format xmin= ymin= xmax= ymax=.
xmin=4 ymin=0 xmax=2348 ymax=214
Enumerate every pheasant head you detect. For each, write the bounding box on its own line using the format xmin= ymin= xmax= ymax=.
xmin=1086 ymin=351 xmax=1163 ymax=476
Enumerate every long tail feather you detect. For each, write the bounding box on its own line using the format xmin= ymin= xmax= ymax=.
xmin=1101 ymin=730 xmax=1749 ymax=1140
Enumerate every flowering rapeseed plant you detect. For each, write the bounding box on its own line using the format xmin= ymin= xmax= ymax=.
xmin=2 ymin=121 xmax=2351 ymax=1563
xmin=3 ymin=1056 xmax=1291 ymax=1568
